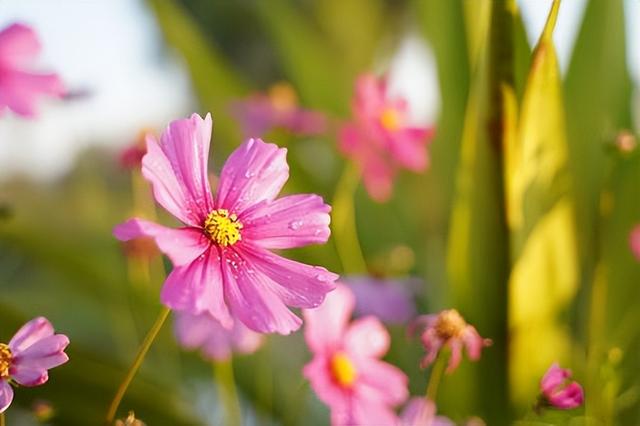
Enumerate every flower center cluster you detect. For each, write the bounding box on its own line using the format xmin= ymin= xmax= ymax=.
xmin=0 ymin=343 xmax=12 ymax=379
xmin=330 ymin=351 xmax=357 ymax=388
xmin=380 ymin=107 xmax=402 ymax=131
xmin=269 ymin=82 xmax=298 ymax=112
xmin=204 ymin=209 xmax=243 ymax=246
xmin=434 ymin=309 xmax=467 ymax=341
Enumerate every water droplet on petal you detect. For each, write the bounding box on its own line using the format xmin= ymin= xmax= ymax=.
xmin=288 ymin=220 xmax=303 ymax=230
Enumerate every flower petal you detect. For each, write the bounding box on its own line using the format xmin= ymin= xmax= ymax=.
xmin=239 ymin=243 xmax=337 ymax=309
xmin=303 ymin=354 xmax=349 ymax=410
xmin=241 ymin=194 xmax=331 ymax=249
xmin=355 ymin=358 xmax=408 ymax=406
xmin=216 ymin=138 xmax=289 ymax=213
xmin=344 ymin=316 xmax=390 ymax=359
xmin=0 ymin=71 xmax=64 ymax=117
xmin=113 ymin=218 xmax=208 ymax=266
xmin=303 ymin=284 xmax=353 ymax=353
xmin=389 ymin=126 xmax=434 ymax=172
xmin=160 ymin=246 xmax=232 ymax=328
xmin=174 ymin=311 xmax=233 ymax=361
xmin=0 ymin=23 xmax=40 ymax=67
xmin=0 ymin=380 xmax=13 ymax=413
xmin=8 ymin=317 xmax=54 ymax=353
xmin=221 ymin=248 xmax=301 ymax=334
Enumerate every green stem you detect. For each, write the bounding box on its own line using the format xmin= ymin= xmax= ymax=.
xmin=105 ymin=306 xmax=171 ymax=424
xmin=1 ymin=411 xmax=5 ymax=426
xmin=331 ymin=162 xmax=367 ymax=274
xmin=542 ymin=0 xmax=561 ymax=41
xmin=425 ymin=355 xmax=447 ymax=401
xmin=214 ymin=359 xmax=242 ymax=426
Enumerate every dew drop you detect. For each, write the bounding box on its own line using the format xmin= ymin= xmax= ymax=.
xmin=288 ymin=220 xmax=303 ymax=230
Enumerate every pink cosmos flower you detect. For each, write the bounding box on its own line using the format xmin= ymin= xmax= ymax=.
xmin=174 ymin=310 xmax=263 ymax=361
xmin=0 ymin=317 xmax=70 ymax=413
xmin=345 ymin=276 xmax=418 ymax=324
xmin=114 ymin=113 xmax=337 ymax=335
xmin=0 ymin=23 xmax=64 ymax=117
xmin=539 ymin=363 xmax=584 ymax=410
xmin=119 ymin=129 xmax=154 ymax=170
xmin=413 ymin=309 xmax=492 ymax=373
xmin=303 ymin=284 xmax=408 ymax=425
xmin=339 ymin=73 xmax=435 ymax=202
xmin=231 ymin=82 xmax=326 ymax=139
xmin=630 ymin=224 xmax=640 ymax=261
xmin=400 ymin=398 xmax=454 ymax=426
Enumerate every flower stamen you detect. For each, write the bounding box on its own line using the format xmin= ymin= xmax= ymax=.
xmin=330 ymin=352 xmax=357 ymax=387
xmin=380 ymin=108 xmax=402 ymax=131
xmin=0 ymin=343 xmax=12 ymax=379
xmin=434 ymin=309 xmax=467 ymax=341
xmin=204 ymin=209 xmax=243 ymax=246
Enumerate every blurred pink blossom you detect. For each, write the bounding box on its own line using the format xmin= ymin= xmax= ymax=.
xmin=0 ymin=317 xmax=70 ymax=413
xmin=345 ymin=276 xmax=418 ymax=324
xmin=231 ymin=82 xmax=326 ymax=138
xmin=303 ymin=284 xmax=408 ymax=425
xmin=539 ymin=363 xmax=584 ymax=410
xmin=114 ymin=113 xmax=337 ymax=335
xmin=400 ymin=398 xmax=454 ymax=426
xmin=0 ymin=23 xmax=64 ymax=117
xmin=339 ymin=73 xmax=435 ymax=202
xmin=174 ymin=311 xmax=263 ymax=361
xmin=630 ymin=224 xmax=640 ymax=261
xmin=413 ymin=309 xmax=491 ymax=373
xmin=119 ymin=129 xmax=155 ymax=170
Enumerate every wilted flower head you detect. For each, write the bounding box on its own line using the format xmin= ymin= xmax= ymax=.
xmin=339 ymin=73 xmax=435 ymax=202
xmin=119 ymin=129 xmax=154 ymax=170
xmin=345 ymin=275 xmax=418 ymax=324
xmin=539 ymin=363 xmax=584 ymax=410
xmin=400 ymin=398 xmax=454 ymax=426
xmin=630 ymin=224 xmax=640 ymax=261
xmin=413 ymin=309 xmax=491 ymax=373
xmin=174 ymin=310 xmax=263 ymax=361
xmin=231 ymin=82 xmax=326 ymax=139
xmin=114 ymin=113 xmax=337 ymax=335
xmin=0 ymin=317 xmax=70 ymax=413
xmin=303 ymin=284 xmax=408 ymax=426
xmin=115 ymin=411 xmax=146 ymax=426
xmin=0 ymin=23 xmax=64 ymax=117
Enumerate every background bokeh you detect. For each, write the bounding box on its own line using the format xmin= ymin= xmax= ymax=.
xmin=1 ymin=0 xmax=639 ymax=425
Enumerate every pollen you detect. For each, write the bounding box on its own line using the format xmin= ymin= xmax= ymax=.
xmin=204 ymin=209 xmax=243 ymax=246
xmin=380 ymin=107 xmax=402 ymax=131
xmin=330 ymin=352 xmax=357 ymax=387
xmin=269 ymin=82 xmax=298 ymax=112
xmin=434 ymin=309 xmax=467 ymax=341
xmin=0 ymin=343 xmax=12 ymax=379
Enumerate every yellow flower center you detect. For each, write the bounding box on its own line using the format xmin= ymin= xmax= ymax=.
xmin=434 ymin=309 xmax=467 ymax=340
xmin=0 ymin=343 xmax=12 ymax=379
xmin=380 ymin=107 xmax=402 ymax=131
xmin=269 ymin=82 xmax=298 ymax=112
xmin=204 ymin=209 xmax=243 ymax=247
xmin=330 ymin=352 xmax=357 ymax=387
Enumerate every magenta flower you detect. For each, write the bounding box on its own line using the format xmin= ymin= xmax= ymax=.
xmin=539 ymin=363 xmax=584 ymax=410
xmin=0 ymin=23 xmax=64 ymax=117
xmin=174 ymin=310 xmax=263 ymax=361
xmin=303 ymin=284 xmax=408 ymax=425
xmin=630 ymin=224 xmax=640 ymax=261
xmin=400 ymin=398 xmax=454 ymax=426
xmin=339 ymin=73 xmax=435 ymax=202
xmin=413 ymin=309 xmax=492 ymax=373
xmin=345 ymin=276 xmax=418 ymax=324
xmin=231 ymin=82 xmax=326 ymax=139
xmin=114 ymin=113 xmax=337 ymax=334
xmin=0 ymin=317 xmax=70 ymax=413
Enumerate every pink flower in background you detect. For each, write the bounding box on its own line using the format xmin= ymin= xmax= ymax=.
xmin=400 ymin=398 xmax=454 ymax=426
xmin=539 ymin=363 xmax=584 ymax=410
xmin=174 ymin=310 xmax=263 ymax=361
xmin=630 ymin=224 xmax=640 ymax=261
xmin=0 ymin=23 xmax=64 ymax=117
xmin=119 ymin=129 xmax=155 ymax=170
xmin=114 ymin=113 xmax=337 ymax=335
xmin=339 ymin=73 xmax=435 ymax=202
xmin=413 ymin=309 xmax=491 ymax=373
xmin=0 ymin=317 xmax=70 ymax=413
xmin=303 ymin=284 xmax=408 ymax=425
xmin=345 ymin=276 xmax=418 ymax=324
xmin=231 ymin=82 xmax=326 ymax=139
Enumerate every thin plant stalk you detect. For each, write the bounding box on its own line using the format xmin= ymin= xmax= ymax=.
xmin=0 ymin=411 xmax=5 ymax=426
xmin=425 ymin=355 xmax=447 ymax=402
xmin=105 ymin=306 xmax=171 ymax=424
xmin=214 ymin=359 xmax=242 ymax=426
xmin=331 ymin=162 xmax=367 ymax=274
